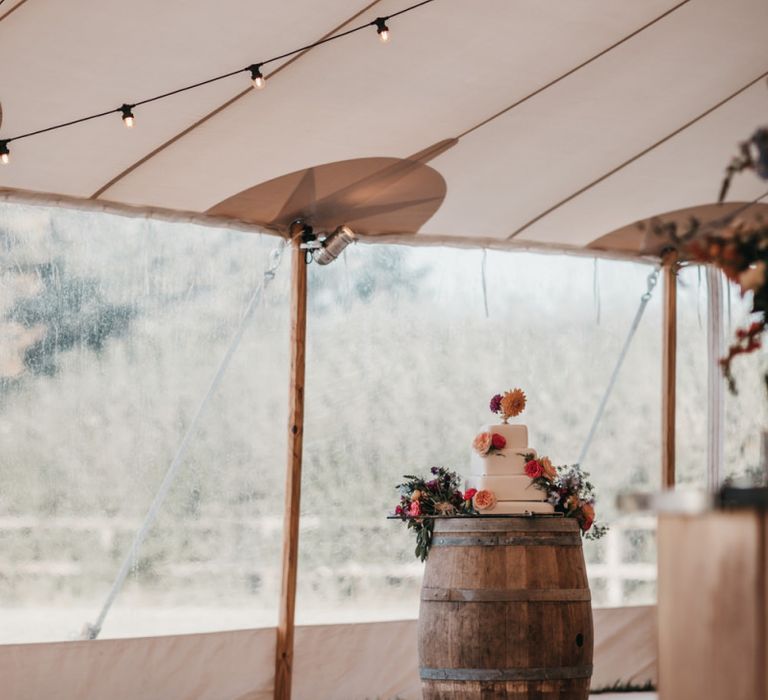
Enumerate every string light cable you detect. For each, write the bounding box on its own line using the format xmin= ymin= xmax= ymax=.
xmin=0 ymin=0 xmax=436 ymax=164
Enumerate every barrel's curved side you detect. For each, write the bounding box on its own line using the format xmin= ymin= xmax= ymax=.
xmin=418 ymin=517 xmax=593 ymax=700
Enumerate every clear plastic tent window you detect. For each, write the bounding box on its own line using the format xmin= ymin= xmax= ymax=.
xmin=0 ymin=202 xmax=763 ymax=643
xmin=0 ymin=203 xmax=290 ymax=642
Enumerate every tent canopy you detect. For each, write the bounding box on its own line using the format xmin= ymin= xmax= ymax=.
xmin=1 ymin=0 xmax=767 ymax=257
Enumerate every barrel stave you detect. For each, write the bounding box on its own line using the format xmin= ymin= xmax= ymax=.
xmin=424 ymin=678 xmax=591 ymax=700
xmin=418 ymin=517 xmax=593 ymax=700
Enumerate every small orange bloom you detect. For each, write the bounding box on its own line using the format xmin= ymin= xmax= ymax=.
xmin=473 ymin=489 xmax=497 ymax=511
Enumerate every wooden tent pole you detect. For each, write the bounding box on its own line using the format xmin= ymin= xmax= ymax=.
xmin=661 ymin=252 xmax=678 ymax=489
xmin=274 ymin=236 xmax=308 ymax=700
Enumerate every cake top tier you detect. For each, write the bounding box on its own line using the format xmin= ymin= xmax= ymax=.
xmin=489 ymin=388 xmax=527 ymax=423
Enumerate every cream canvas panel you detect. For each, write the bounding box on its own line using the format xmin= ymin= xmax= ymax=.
xmin=0 ymin=608 xmax=656 ymax=699
xmin=1 ymin=0 xmax=764 ymax=253
xmin=96 ymin=0 xmax=672 ymax=214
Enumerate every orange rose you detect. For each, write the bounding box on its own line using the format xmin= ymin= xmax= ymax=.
xmin=580 ymin=502 xmax=595 ymax=531
xmin=473 ymin=489 xmax=497 ymax=511
xmin=472 ymin=431 xmax=492 ymax=455
xmin=539 ymin=456 xmax=557 ymax=480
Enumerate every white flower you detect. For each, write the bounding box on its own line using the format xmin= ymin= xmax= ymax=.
xmin=738 ymin=261 xmax=767 ymax=294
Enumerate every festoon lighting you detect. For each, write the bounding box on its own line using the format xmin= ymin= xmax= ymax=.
xmin=0 ymin=0 xmax=436 ymax=165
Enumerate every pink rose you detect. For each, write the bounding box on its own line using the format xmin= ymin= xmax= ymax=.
xmin=463 ymin=488 xmax=478 ymax=501
xmin=472 ymin=431 xmax=492 ymax=455
xmin=395 ymin=505 xmax=403 ymax=516
xmin=491 ymin=433 xmax=506 ymax=450
xmin=473 ymin=489 xmax=497 ymax=511
xmin=409 ymin=501 xmax=421 ymax=517
xmin=524 ymin=460 xmax=544 ymax=479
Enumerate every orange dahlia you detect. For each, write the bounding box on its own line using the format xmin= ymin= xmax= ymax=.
xmin=500 ymin=388 xmax=526 ymax=421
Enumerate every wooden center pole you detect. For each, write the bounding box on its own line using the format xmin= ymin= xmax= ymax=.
xmin=274 ymin=236 xmax=308 ymax=700
xmin=661 ymin=251 xmax=678 ymax=489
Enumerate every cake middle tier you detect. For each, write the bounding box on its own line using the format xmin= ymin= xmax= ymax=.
xmin=469 ymin=447 xmax=536 ymax=476
xmin=466 ymin=475 xmax=548 ymax=501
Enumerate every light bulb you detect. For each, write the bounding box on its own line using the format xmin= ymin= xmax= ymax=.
xmin=375 ymin=18 xmax=390 ymax=43
xmin=120 ymin=104 xmax=135 ymax=128
xmin=250 ymin=64 xmax=265 ymax=89
xmin=0 ymin=141 xmax=9 ymax=164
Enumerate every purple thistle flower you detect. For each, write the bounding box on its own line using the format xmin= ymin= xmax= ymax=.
xmin=489 ymin=394 xmax=503 ymax=414
xmin=430 ymin=467 xmax=439 ymax=475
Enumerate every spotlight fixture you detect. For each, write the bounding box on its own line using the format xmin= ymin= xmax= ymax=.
xmin=313 ymin=226 xmax=357 ymax=265
xmin=374 ymin=17 xmax=390 ymax=43
xmin=0 ymin=140 xmax=9 ymax=164
xmin=249 ymin=64 xmax=266 ymax=89
xmin=120 ymin=104 xmax=135 ymax=128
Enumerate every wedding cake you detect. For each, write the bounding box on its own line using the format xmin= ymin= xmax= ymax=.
xmin=466 ymin=389 xmax=555 ymax=515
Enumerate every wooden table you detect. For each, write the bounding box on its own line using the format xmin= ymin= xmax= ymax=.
xmin=658 ymin=497 xmax=768 ymax=699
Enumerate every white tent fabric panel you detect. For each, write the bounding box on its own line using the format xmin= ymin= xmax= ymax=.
xmin=95 ymin=0 xmax=674 ymax=211
xmin=0 ymin=0 xmax=367 ymax=196
xmin=0 ymin=608 xmax=657 ymax=699
xmin=523 ymin=83 xmax=768 ymax=251
xmin=1 ymin=0 xmax=766 ymax=254
xmin=425 ymin=0 xmax=768 ymax=246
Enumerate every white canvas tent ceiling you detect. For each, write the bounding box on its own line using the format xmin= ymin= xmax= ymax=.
xmin=1 ymin=0 xmax=767 ymax=258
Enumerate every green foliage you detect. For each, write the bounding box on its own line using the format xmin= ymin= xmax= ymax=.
xmin=6 ymin=261 xmax=134 ymax=376
xmin=394 ymin=467 xmax=476 ymax=561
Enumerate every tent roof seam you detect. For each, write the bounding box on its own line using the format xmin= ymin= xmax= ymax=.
xmin=506 ymin=67 xmax=768 ymax=241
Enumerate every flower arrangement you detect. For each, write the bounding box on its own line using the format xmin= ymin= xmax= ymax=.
xmin=523 ymin=453 xmax=607 ymax=539
xmin=719 ymin=127 xmax=768 ymax=202
xmin=472 ymin=430 xmax=506 ymax=456
xmin=393 ymin=467 xmax=477 ymax=560
xmin=490 ymin=388 xmax=526 ymax=422
xmin=648 ymin=123 xmax=768 ymax=393
xmin=651 ymin=216 xmax=768 ymax=393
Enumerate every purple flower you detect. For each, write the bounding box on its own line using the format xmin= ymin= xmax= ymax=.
xmin=431 ymin=467 xmax=439 ymax=475
xmin=426 ymin=479 xmax=438 ymax=490
xmin=489 ymin=394 xmax=503 ymax=414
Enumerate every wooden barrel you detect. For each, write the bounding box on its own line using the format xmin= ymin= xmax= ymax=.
xmin=418 ymin=517 xmax=593 ymax=699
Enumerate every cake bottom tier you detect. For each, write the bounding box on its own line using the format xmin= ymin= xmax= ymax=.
xmin=483 ymin=501 xmax=555 ymax=514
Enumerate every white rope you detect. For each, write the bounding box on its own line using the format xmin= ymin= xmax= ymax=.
xmin=481 ymin=248 xmax=489 ymax=318
xmin=706 ymin=266 xmax=724 ymax=491
xmin=577 ymin=266 xmax=660 ymax=466
xmin=593 ymin=258 xmax=601 ymax=325
xmin=82 ymin=241 xmax=287 ymax=640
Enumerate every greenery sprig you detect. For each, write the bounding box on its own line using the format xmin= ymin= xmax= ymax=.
xmin=393 ymin=467 xmax=476 ymax=561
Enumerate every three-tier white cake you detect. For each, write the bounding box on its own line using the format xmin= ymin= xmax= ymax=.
xmin=467 ymin=390 xmax=554 ymax=514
